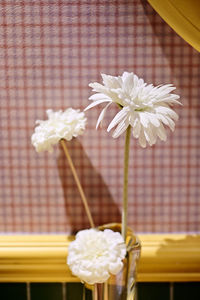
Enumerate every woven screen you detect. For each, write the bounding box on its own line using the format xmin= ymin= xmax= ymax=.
xmin=0 ymin=0 xmax=199 ymax=233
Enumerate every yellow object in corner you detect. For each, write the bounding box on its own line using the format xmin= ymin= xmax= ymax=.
xmin=148 ymin=0 xmax=200 ymax=52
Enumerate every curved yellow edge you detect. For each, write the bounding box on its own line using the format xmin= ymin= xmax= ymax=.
xmin=0 ymin=234 xmax=200 ymax=282
xmin=148 ymin=0 xmax=200 ymax=52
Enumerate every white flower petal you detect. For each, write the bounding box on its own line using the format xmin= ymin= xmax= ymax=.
xmin=152 ymin=94 xmax=181 ymax=105
xmin=112 ymin=119 xmax=130 ymax=138
xmin=156 ymin=123 xmax=167 ymax=141
xmin=139 ymin=112 xmax=149 ymax=128
xmin=101 ymin=73 xmax=122 ymax=89
xmin=123 ymin=73 xmax=134 ymax=94
xmin=165 ymin=116 xmax=175 ymax=131
xmin=107 ymin=107 xmax=129 ymax=132
xmin=67 ymin=229 xmax=126 ymax=285
xmin=157 ymin=114 xmax=175 ymax=131
xmin=84 ymin=99 xmax=111 ymax=111
xmin=131 ymin=117 xmax=141 ymax=138
xmin=109 ymin=260 xmax=123 ymax=275
xmin=96 ymin=103 xmax=112 ymax=129
xmin=144 ymin=124 xmax=157 ymax=146
xmin=89 ymin=93 xmax=111 ymax=101
xmin=138 ymin=129 xmax=147 ymax=148
xmin=122 ymin=71 xmax=132 ymax=81
xmin=88 ymin=72 xmax=181 ymax=147
xmin=155 ymin=106 xmax=179 ymax=121
xmin=89 ymin=82 xmax=109 ymax=93
xmin=31 ymin=109 xmax=86 ymax=152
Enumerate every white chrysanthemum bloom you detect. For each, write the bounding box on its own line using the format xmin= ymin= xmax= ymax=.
xmin=67 ymin=228 xmax=126 ymax=285
xmin=31 ymin=108 xmax=87 ymax=152
xmin=85 ymin=72 xmax=181 ymax=147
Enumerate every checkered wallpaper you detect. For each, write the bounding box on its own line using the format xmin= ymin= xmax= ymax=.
xmin=0 ymin=0 xmax=199 ymax=233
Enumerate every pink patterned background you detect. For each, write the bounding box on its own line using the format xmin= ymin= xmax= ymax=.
xmin=0 ymin=0 xmax=199 ymax=233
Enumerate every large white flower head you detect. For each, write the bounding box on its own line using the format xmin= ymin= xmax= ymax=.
xmin=67 ymin=228 xmax=126 ymax=285
xmin=31 ymin=108 xmax=87 ymax=152
xmin=85 ymin=72 xmax=181 ymax=147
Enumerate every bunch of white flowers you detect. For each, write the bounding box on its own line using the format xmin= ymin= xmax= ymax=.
xmin=31 ymin=71 xmax=181 ymax=287
xmin=67 ymin=228 xmax=126 ymax=285
xmin=31 ymin=108 xmax=86 ymax=152
xmin=86 ymin=72 xmax=181 ymax=147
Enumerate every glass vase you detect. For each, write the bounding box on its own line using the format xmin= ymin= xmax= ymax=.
xmin=85 ymin=223 xmax=141 ymax=300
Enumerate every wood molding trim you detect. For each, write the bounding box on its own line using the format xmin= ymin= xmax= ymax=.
xmin=0 ymin=234 xmax=199 ymax=282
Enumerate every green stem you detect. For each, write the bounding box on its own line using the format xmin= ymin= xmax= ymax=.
xmin=122 ymin=125 xmax=131 ymax=241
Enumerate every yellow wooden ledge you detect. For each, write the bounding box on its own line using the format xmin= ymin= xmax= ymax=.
xmin=0 ymin=234 xmax=199 ymax=282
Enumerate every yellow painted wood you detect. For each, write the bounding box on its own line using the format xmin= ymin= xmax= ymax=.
xmin=148 ymin=0 xmax=200 ymax=52
xmin=0 ymin=234 xmax=199 ymax=282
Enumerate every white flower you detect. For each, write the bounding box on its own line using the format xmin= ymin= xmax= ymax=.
xmin=67 ymin=228 xmax=126 ymax=285
xmin=31 ymin=108 xmax=87 ymax=152
xmin=85 ymin=72 xmax=181 ymax=147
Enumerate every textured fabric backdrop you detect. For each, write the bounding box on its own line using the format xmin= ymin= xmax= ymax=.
xmin=0 ymin=0 xmax=199 ymax=233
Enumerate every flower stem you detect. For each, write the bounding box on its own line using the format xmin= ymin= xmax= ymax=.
xmin=103 ymin=282 xmax=108 ymax=300
xmin=122 ymin=125 xmax=131 ymax=241
xmin=60 ymin=139 xmax=95 ymax=228
xmin=93 ymin=284 xmax=104 ymax=300
xmin=93 ymin=284 xmax=98 ymax=300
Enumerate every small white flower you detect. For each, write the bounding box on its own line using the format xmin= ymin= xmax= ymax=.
xmin=85 ymin=72 xmax=181 ymax=147
xmin=67 ymin=228 xmax=126 ymax=285
xmin=31 ymin=108 xmax=87 ymax=152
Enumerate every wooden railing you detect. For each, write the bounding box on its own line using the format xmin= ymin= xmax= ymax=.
xmin=0 ymin=234 xmax=200 ymax=282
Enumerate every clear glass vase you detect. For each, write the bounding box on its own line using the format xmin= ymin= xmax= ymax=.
xmin=85 ymin=223 xmax=141 ymax=300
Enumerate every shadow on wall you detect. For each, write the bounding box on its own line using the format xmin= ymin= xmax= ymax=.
xmin=57 ymin=138 xmax=121 ymax=234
